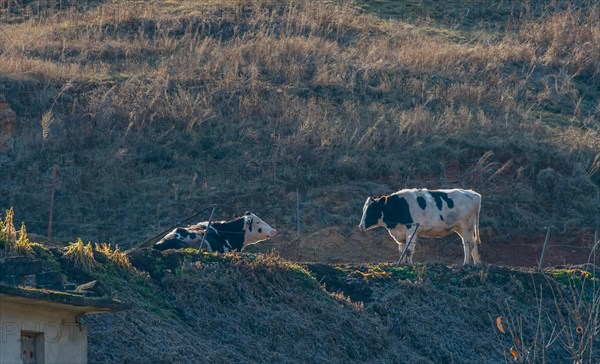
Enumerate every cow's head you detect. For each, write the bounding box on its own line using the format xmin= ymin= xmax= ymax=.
xmin=242 ymin=211 xmax=278 ymax=245
xmin=359 ymin=196 xmax=385 ymax=231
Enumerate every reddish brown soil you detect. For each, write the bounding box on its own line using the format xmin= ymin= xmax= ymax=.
xmin=250 ymin=228 xmax=597 ymax=267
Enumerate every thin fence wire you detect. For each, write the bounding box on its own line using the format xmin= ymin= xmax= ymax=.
xmin=1 ymin=168 xmax=599 ymax=266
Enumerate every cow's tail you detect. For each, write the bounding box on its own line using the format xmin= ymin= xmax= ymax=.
xmin=474 ymin=195 xmax=482 ymax=245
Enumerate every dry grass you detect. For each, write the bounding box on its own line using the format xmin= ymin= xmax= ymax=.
xmin=497 ymin=266 xmax=599 ymax=363
xmin=0 ymin=208 xmax=33 ymax=255
xmin=64 ymin=238 xmax=97 ymax=272
xmin=95 ymin=242 xmax=132 ymax=270
xmin=12 ymin=222 xmax=34 ymax=256
xmin=0 ymin=0 xmax=598 ymax=251
xmin=0 ymin=208 xmax=17 ymax=245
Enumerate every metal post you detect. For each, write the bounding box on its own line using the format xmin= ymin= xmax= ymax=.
xmin=594 ymin=190 xmax=599 ymax=249
xmin=537 ymin=226 xmax=554 ymax=272
xmin=398 ymin=223 xmax=420 ymax=264
xmin=47 ymin=167 xmax=57 ymax=239
xmin=296 ymin=189 xmax=300 ymax=237
xmin=199 ymin=207 xmax=216 ymax=251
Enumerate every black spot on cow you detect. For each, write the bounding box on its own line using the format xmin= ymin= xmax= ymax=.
xmin=382 ymin=195 xmax=413 ymax=229
xmin=363 ymin=198 xmax=384 ymax=229
xmin=439 ymin=215 xmax=444 ymax=221
xmin=175 ymin=228 xmax=190 ymax=237
xmin=205 ymin=218 xmax=246 ymax=252
xmin=429 ymin=191 xmax=454 ymax=210
xmin=416 ymin=196 xmax=427 ymax=210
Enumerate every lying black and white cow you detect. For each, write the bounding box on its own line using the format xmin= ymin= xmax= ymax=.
xmin=359 ymin=188 xmax=482 ymax=265
xmin=153 ymin=212 xmax=277 ymax=252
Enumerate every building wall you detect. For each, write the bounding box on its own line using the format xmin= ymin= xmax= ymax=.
xmin=0 ymin=300 xmax=88 ymax=364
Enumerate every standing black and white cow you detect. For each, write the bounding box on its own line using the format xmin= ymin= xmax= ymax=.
xmin=153 ymin=212 xmax=277 ymax=252
xmin=358 ymin=188 xmax=482 ymax=265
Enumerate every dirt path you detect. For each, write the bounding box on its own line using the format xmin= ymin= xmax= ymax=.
xmin=251 ymin=228 xmax=597 ymax=267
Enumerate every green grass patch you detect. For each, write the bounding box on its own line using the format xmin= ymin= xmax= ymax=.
xmin=552 ymin=268 xmax=595 ymax=287
xmin=30 ymin=243 xmax=62 ymax=271
xmin=386 ymin=265 xmax=417 ymax=280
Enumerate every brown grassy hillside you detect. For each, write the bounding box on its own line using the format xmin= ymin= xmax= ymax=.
xmin=0 ymin=0 xmax=599 ymax=264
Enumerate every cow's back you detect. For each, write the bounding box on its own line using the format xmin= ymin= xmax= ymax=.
xmin=392 ymin=188 xmax=480 ymax=228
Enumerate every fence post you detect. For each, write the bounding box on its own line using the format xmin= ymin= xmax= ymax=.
xmin=537 ymin=225 xmax=554 ymax=272
xmin=296 ymin=189 xmax=300 ymax=237
xmin=198 ymin=207 xmax=216 ymax=251
xmin=47 ymin=166 xmax=57 ymax=239
xmin=594 ymin=190 xmax=599 ymax=249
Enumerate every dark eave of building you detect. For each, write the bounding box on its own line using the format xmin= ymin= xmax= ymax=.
xmin=0 ymin=284 xmax=131 ymax=314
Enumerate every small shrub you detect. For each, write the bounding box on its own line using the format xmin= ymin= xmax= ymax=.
xmin=0 ymin=209 xmax=32 ymax=256
xmin=0 ymin=221 xmax=5 ymax=250
xmin=64 ymin=238 xmax=97 ymax=272
xmin=552 ymin=268 xmax=593 ymax=288
xmin=12 ymin=222 xmax=33 ymax=256
xmin=0 ymin=208 xmax=17 ymax=247
xmin=95 ymin=242 xmax=132 ymax=270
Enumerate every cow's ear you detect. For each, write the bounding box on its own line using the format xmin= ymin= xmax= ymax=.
xmin=369 ymin=196 xmax=375 ymax=202
xmin=378 ymin=196 xmax=387 ymax=206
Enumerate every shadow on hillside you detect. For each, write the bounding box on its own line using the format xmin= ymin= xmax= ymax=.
xmin=358 ymin=0 xmax=590 ymax=30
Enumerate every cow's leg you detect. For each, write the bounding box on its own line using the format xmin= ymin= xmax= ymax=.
xmin=388 ymin=230 xmax=416 ymax=265
xmin=396 ymin=244 xmax=415 ymax=265
xmin=462 ymin=239 xmax=474 ymax=265
xmin=404 ymin=239 xmax=416 ymax=265
xmin=470 ymin=227 xmax=481 ymax=265
xmin=456 ymin=231 xmax=472 ymax=265
xmin=458 ymin=224 xmax=480 ymax=266
xmin=471 ymin=241 xmax=481 ymax=265
xmin=406 ymin=228 xmax=419 ymax=265
xmin=462 ymin=224 xmax=481 ymax=265
xmin=396 ymin=242 xmax=407 ymax=265
xmin=396 ymin=234 xmax=417 ymax=265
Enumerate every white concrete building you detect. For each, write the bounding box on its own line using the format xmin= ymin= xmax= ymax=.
xmin=0 ymin=285 xmax=127 ymax=364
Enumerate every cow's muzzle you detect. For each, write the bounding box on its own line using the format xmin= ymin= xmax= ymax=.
xmin=269 ymin=229 xmax=278 ymax=238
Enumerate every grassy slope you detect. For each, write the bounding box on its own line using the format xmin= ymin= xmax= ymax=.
xmin=0 ymin=0 xmax=599 ymax=263
xmin=2 ymin=230 xmax=598 ymax=362
xmin=80 ymin=249 xmax=597 ymax=363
